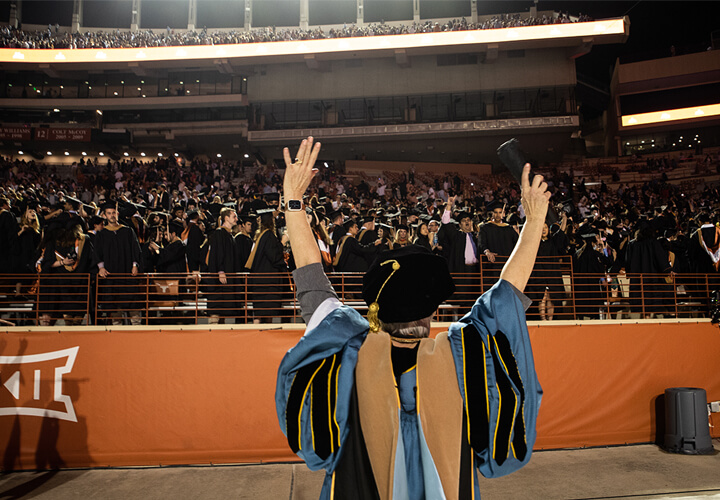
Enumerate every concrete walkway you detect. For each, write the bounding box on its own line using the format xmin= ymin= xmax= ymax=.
xmin=1 ymin=440 xmax=719 ymax=499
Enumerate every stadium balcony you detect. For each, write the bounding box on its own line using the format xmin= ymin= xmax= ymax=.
xmin=1 ymin=15 xmax=628 ymax=164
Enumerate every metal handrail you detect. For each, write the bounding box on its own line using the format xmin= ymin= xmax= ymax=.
xmin=0 ymin=260 xmax=712 ymax=326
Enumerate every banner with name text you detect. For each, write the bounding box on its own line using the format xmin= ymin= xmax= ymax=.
xmin=34 ymin=127 xmax=91 ymax=142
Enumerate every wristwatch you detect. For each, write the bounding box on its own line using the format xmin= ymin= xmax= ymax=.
xmin=285 ymin=199 xmax=303 ymax=212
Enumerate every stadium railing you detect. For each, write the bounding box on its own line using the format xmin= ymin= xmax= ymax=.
xmin=0 ymin=257 xmax=713 ymax=326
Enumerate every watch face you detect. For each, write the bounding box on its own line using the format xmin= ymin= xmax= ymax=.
xmin=288 ymin=200 xmax=302 ymax=211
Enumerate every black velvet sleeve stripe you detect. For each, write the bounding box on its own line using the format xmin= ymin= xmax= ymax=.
xmin=494 ymin=330 xmax=528 ymax=461
xmin=310 ymin=356 xmax=334 ymax=460
xmin=460 ymin=323 xmax=490 ymax=453
xmin=489 ymin=335 xmax=518 ymax=466
xmin=285 ymin=358 xmax=325 ymax=454
xmin=332 ymin=385 xmax=381 ymax=500
xmin=459 ymin=409 xmax=473 ymax=500
xmin=329 ymin=358 xmax=342 ymax=451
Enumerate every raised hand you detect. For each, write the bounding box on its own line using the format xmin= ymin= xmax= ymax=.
xmin=283 ymin=136 xmax=322 ymax=200
xmin=520 ymin=163 xmax=550 ymax=223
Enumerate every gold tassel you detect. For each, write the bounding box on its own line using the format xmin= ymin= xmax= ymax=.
xmin=367 ymin=259 xmax=400 ymax=332
xmin=368 ymin=302 xmax=380 ymax=333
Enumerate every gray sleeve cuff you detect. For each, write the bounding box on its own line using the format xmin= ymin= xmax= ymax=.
xmin=292 ymin=263 xmax=339 ymax=323
xmin=505 ymin=280 xmax=532 ymax=311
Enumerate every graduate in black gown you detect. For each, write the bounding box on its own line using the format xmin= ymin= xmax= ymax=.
xmin=0 ymin=196 xmax=19 ymax=300
xmin=527 ymin=215 xmax=569 ymax=320
xmin=246 ymin=209 xmax=288 ymax=323
xmin=625 ymin=221 xmax=673 ymax=317
xmin=206 ymin=207 xmax=242 ymax=323
xmin=14 ymin=205 xmax=41 ymax=299
xmin=93 ymin=201 xmax=142 ymax=325
xmin=182 ymin=210 xmax=205 ymax=272
xmin=333 ymin=220 xmax=379 ymax=273
xmin=438 ymin=196 xmax=480 ymax=308
xmin=413 ymin=221 xmax=433 ymax=252
xmin=478 ymin=200 xmax=519 ymax=292
xmin=234 ymin=215 xmax=254 ymax=271
xmin=684 ymin=213 xmax=720 ymax=309
xmin=156 ymin=221 xmax=187 ymax=273
xmin=232 ymin=214 xmax=254 ymax=318
xmin=572 ymin=230 xmax=614 ymax=319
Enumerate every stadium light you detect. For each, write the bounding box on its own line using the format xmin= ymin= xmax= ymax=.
xmin=18 ymin=151 xmax=23 ymax=155
xmin=158 ymin=153 xmax=163 ymax=157
xmin=47 ymin=151 xmax=52 ymax=155
xmin=622 ymin=103 xmax=720 ymax=127
xmin=53 ymin=108 xmax=60 ymax=112
xmin=2 ymin=19 xmax=627 ymax=65
xmin=217 ymin=154 xmax=222 ymax=158
xmin=141 ymin=152 xmax=146 ymax=157
xmin=99 ymin=152 xmax=104 ymax=156
xmin=124 ymin=152 xmax=129 ymax=156
xmin=64 ymin=152 xmax=69 ymax=156
xmin=82 ymin=152 xmax=87 ymax=156
xmin=243 ymin=154 xmax=249 ymax=158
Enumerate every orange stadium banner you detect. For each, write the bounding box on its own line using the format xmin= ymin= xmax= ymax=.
xmin=0 ymin=320 xmax=718 ymax=470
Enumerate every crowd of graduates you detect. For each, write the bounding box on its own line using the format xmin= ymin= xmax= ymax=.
xmin=1 ymin=148 xmax=720 ymax=324
xmin=1 ymin=12 xmax=592 ymax=49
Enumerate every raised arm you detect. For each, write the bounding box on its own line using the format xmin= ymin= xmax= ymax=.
xmin=499 ymin=164 xmax=550 ymax=292
xmin=283 ymin=137 xmax=323 ymax=269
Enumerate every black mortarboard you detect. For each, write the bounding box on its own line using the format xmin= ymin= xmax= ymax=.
xmin=119 ymin=200 xmax=141 ymax=218
xmin=65 ymin=196 xmax=82 ymax=209
xmin=100 ymin=200 xmax=117 ymax=212
xmin=26 ymin=200 xmax=41 ymax=212
xmin=580 ymin=229 xmax=599 ymax=242
xmin=165 ymin=221 xmax=181 ymax=235
xmin=396 ymin=223 xmax=409 ymax=231
xmin=82 ymin=204 xmax=97 ymax=216
xmin=361 ymin=217 xmax=374 ymax=226
xmin=362 ymin=245 xmax=455 ymax=328
xmin=454 ymin=212 xmax=473 ymax=223
xmin=377 ymin=223 xmax=393 ymax=235
xmin=329 ymin=210 xmax=343 ymax=222
xmin=486 ymin=200 xmax=504 ymax=212
xmin=343 ymin=219 xmax=358 ymax=232
xmin=46 ymin=212 xmax=71 ymax=233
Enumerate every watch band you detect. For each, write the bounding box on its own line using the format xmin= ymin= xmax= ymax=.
xmin=285 ymin=199 xmax=304 ymax=211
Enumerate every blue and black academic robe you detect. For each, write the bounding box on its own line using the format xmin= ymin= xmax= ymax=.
xmin=276 ymin=279 xmax=542 ymax=500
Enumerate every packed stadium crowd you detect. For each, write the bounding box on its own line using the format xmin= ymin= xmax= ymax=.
xmin=1 ymin=11 xmax=592 ymax=49
xmin=1 ymin=147 xmax=719 ymax=325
